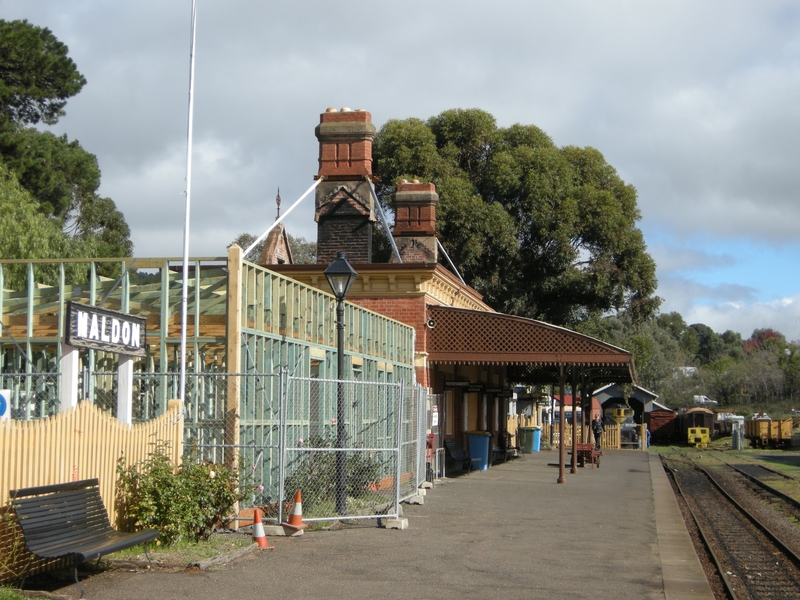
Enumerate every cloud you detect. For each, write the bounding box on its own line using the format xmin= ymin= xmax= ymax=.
xmin=657 ymin=274 xmax=800 ymax=339
xmin=4 ymin=0 xmax=800 ymax=339
xmin=649 ymin=244 xmax=737 ymax=273
xmin=683 ymin=296 xmax=800 ymax=341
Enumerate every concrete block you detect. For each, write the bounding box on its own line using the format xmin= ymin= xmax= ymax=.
xmin=420 ymin=481 xmax=433 ymax=489
xmin=262 ymin=524 xmax=304 ymax=537
xmin=405 ymin=495 xmax=424 ymax=505
xmin=417 ymin=488 xmax=427 ymax=496
xmin=384 ymin=518 xmax=408 ymax=530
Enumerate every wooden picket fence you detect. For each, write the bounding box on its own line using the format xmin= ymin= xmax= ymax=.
xmin=508 ymin=417 xmax=624 ymax=449
xmin=1 ymin=402 xmax=183 ymax=582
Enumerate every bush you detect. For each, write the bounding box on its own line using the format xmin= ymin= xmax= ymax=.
xmin=117 ymin=442 xmax=252 ymax=545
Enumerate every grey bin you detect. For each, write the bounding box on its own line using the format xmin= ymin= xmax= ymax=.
xmin=518 ymin=427 xmax=542 ymax=453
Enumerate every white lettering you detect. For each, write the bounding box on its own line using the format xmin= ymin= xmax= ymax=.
xmin=89 ymin=314 xmax=99 ymax=340
xmin=100 ymin=316 xmax=110 ymax=342
xmin=111 ymin=318 xmax=120 ymax=343
xmin=76 ymin=311 xmax=89 ymax=338
xmin=121 ymin=322 xmax=131 ymax=345
xmin=130 ymin=323 xmax=140 ymax=348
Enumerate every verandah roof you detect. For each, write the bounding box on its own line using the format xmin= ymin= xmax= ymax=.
xmin=425 ymin=305 xmax=635 ymax=384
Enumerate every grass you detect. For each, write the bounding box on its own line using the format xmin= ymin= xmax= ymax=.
xmin=105 ymin=532 xmax=254 ymax=566
xmin=0 ymin=587 xmax=49 ymax=600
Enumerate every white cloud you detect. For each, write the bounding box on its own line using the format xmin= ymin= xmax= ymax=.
xmin=3 ymin=0 xmax=800 ymax=339
xmin=682 ymin=296 xmax=800 ymax=341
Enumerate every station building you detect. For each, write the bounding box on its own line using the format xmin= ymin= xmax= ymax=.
xmin=267 ymin=107 xmax=637 ymax=469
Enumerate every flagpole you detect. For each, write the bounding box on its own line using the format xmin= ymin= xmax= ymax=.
xmin=180 ymin=0 xmax=198 ymax=403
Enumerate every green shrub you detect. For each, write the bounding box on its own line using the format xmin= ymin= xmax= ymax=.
xmin=117 ymin=442 xmax=252 ymax=545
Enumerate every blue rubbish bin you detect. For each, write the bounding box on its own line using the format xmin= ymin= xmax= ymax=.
xmin=532 ymin=427 xmax=542 ymax=452
xmin=466 ymin=431 xmax=492 ymax=471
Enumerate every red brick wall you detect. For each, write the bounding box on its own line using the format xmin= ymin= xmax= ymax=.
xmin=350 ymin=296 xmax=431 ymax=387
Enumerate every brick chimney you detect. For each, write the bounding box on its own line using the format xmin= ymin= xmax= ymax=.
xmin=391 ymin=180 xmax=439 ymax=263
xmin=315 ymin=107 xmax=376 ymax=264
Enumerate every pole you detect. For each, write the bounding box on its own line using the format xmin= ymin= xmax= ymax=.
xmin=557 ymin=370 xmax=566 ymax=484
xmin=335 ymin=298 xmax=347 ymax=515
xmin=242 ymin=178 xmax=323 ymax=259
xmin=180 ymin=0 xmax=198 ymax=403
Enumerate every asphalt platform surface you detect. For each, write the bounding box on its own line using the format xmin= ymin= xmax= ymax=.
xmin=51 ymin=448 xmax=714 ymax=600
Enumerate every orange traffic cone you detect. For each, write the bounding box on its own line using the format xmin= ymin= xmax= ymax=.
xmin=252 ymin=508 xmax=272 ymax=549
xmin=282 ymin=490 xmax=307 ymax=530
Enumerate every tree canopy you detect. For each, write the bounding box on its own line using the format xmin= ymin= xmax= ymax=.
xmin=373 ymin=108 xmax=659 ymax=326
xmin=0 ymin=19 xmax=86 ymax=127
xmin=0 ymin=19 xmax=132 ymax=261
xmin=579 ymin=311 xmax=800 ymax=413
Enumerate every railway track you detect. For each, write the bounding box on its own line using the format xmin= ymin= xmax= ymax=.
xmin=663 ymin=454 xmax=800 ymax=599
xmin=705 ymin=452 xmax=800 ymax=520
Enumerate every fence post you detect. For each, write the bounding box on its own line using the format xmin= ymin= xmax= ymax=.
xmin=60 ymin=343 xmax=79 ymax=412
xmin=278 ymin=369 xmax=287 ymax=525
xmin=117 ymin=354 xmax=134 ymax=425
xmin=395 ymin=381 xmax=404 ymax=517
xmin=225 ymin=245 xmax=242 ymax=469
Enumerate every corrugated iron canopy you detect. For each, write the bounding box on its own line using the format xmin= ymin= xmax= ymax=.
xmin=426 ymin=305 xmax=635 ymax=384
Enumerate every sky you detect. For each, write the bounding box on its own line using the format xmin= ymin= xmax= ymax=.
xmin=3 ymin=1 xmax=800 ymax=341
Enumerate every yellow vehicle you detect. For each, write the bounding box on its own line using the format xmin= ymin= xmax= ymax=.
xmin=687 ymin=427 xmax=710 ymax=448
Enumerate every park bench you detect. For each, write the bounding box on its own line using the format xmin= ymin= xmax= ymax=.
xmin=575 ymin=443 xmax=602 ymax=469
xmin=444 ymin=439 xmax=477 ymax=474
xmin=10 ymin=478 xmax=159 ymax=597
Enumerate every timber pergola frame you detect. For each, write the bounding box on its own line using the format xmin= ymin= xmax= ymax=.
xmin=425 ymin=305 xmax=636 ymax=483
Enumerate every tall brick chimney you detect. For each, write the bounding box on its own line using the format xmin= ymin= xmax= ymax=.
xmin=315 ymin=107 xmax=376 ymax=264
xmin=391 ymin=180 xmax=439 ymax=263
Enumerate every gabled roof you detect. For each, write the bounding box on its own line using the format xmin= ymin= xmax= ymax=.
xmin=426 ymin=306 xmax=635 ymax=384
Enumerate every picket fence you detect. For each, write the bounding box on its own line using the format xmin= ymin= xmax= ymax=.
xmin=1 ymin=402 xmax=183 ymax=582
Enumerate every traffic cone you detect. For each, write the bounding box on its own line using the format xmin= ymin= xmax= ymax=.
xmin=282 ymin=490 xmax=307 ymax=530
xmin=252 ymin=508 xmax=271 ymax=549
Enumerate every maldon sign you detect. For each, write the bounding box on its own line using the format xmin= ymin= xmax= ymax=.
xmin=65 ymin=301 xmax=146 ymax=357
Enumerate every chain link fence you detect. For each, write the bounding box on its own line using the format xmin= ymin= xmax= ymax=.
xmin=281 ymin=377 xmax=404 ymax=522
xmin=8 ymin=369 xmax=428 ymax=523
xmin=1 ymin=372 xmax=61 ymax=420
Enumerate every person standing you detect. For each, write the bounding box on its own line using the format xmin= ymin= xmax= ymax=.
xmin=592 ymin=414 xmax=604 ymax=450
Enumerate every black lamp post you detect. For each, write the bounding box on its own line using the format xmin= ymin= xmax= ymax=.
xmin=324 ymin=251 xmax=358 ymax=515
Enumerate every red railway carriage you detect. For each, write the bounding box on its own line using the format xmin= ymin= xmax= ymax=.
xmin=645 ymin=408 xmax=677 ymax=443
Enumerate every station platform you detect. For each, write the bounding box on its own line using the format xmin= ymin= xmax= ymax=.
xmin=61 ymin=448 xmax=714 ymax=600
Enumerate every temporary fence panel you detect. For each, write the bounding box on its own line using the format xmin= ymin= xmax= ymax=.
xmin=280 ymin=376 xmax=404 ymax=522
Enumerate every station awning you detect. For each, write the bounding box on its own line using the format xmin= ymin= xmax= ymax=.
xmin=425 ymin=305 xmax=635 ymax=384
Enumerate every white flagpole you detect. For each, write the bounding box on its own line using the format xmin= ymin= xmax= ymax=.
xmin=180 ymin=0 xmax=198 ymax=403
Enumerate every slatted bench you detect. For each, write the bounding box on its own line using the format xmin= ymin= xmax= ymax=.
xmin=575 ymin=443 xmax=602 ymax=469
xmin=444 ymin=439 xmax=477 ymax=474
xmin=10 ymin=478 xmax=159 ymax=597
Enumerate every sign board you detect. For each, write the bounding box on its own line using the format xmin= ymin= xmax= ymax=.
xmin=444 ymin=380 xmax=470 ymax=388
xmin=0 ymin=389 xmax=9 ymax=422
xmin=65 ymin=301 xmax=146 ymax=357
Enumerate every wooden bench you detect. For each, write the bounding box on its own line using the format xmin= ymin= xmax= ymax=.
xmin=575 ymin=443 xmax=602 ymax=469
xmin=10 ymin=478 xmax=159 ymax=596
xmin=444 ymin=439 xmax=476 ymax=474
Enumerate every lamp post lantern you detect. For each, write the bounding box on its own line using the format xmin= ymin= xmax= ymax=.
xmin=324 ymin=251 xmax=357 ymax=515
